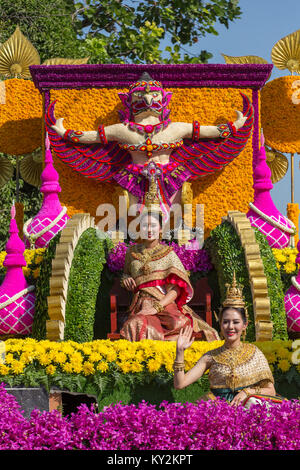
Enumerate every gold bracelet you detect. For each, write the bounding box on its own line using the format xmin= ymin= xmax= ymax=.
xmin=173 ymin=360 xmax=185 ymax=372
xmin=153 ymin=301 xmax=164 ymax=313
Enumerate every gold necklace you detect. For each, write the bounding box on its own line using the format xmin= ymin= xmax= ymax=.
xmin=131 ymin=243 xmax=171 ymax=274
xmin=212 ymin=343 xmax=255 ymax=390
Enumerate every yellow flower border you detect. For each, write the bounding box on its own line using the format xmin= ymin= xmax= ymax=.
xmin=0 ymin=338 xmax=296 ymax=377
xmin=272 ymin=247 xmax=298 ymax=274
xmin=0 ymin=248 xmax=46 ymax=279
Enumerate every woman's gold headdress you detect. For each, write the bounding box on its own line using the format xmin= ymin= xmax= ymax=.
xmin=222 ymin=272 xmax=246 ymax=309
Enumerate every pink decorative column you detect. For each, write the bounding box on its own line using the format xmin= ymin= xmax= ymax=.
xmin=284 ymin=240 xmax=300 ymax=334
xmin=24 ymin=134 xmax=69 ymax=248
xmin=0 ymin=205 xmax=35 ymax=335
xmin=247 ymin=133 xmax=295 ymax=248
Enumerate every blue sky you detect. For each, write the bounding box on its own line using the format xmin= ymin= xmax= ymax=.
xmin=187 ymin=0 xmax=300 ymax=214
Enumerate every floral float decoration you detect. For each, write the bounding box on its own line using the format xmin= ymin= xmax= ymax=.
xmin=0 ymin=204 xmax=35 ymax=336
xmin=247 ymin=132 xmax=296 ymax=249
xmin=23 ymin=134 xmax=69 ymax=249
xmin=284 ymin=239 xmax=300 ymax=336
xmin=45 ymin=72 xmax=254 ymax=219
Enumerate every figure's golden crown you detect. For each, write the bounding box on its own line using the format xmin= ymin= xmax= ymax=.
xmin=222 ymin=272 xmax=245 ymax=309
xmin=143 ymin=177 xmax=162 ymax=215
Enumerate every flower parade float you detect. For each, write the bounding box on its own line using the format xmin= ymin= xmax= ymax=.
xmin=0 ymin=58 xmax=299 ymax=450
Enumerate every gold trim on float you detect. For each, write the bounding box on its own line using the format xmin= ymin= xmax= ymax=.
xmin=224 ymin=211 xmax=273 ymax=341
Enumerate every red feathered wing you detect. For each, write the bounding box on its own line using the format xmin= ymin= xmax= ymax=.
xmin=45 ymin=100 xmax=131 ymax=182
xmin=170 ymin=92 xmax=254 ymax=179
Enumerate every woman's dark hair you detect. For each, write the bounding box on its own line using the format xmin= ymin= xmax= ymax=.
xmin=219 ymin=306 xmax=247 ymax=324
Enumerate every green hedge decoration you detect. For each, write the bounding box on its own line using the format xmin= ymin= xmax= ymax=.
xmin=64 ymin=228 xmax=113 ymax=343
xmin=205 ymin=221 xmax=256 ymax=342
xmin=31 ymin=233 xmax=61 ymax=341
xmin=254 ymin=229 xmax=288 ymax=340
xmin=204 ymin=221 xmax=288 ymax=341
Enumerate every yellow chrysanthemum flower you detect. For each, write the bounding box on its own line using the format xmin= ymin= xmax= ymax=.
xmin=82 ymin=361 xmax=95 ymax=376
xmin=53 ymin=352 xmax=67 ymax=364
xmin=264 ymin=352 xmax=277 ymax=364
xmin=277 ymin=359 xmax=291 ymax=373
xmin=4 ymin=353 xmax=14 ymax=364
xmin=130 ymin=362 xmax=144 ymax=373
xmin=62 ymin=362 xmax=73 ymax=374
xmin=0 ymin=364 xmax=10 ymax=375
xmin=11 ymin=360 xmax=25 ymax=374
xmin=118 ymin=361 xmax=132 ymax=374
xmin=284 ymin=262 xmax=296 ymax=274
xmin=97 ymin=362 xmax=109 ymax=373
xmin=46 ymin=365 xmax=56 ymax=375
xmin=147 ymin=359 xmax=161 ymax=373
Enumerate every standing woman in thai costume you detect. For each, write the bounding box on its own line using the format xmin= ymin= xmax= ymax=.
xmin=174 ymin=274 xmax=283 ymax=407
xmin=120 ymin=208 xmax=219 ymax=343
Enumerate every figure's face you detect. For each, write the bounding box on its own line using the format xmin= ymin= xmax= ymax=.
xmin=220 ymin=308 xmax=247 ymax=343
xmin=130 ymin=89 xmax=163 ymax=118
xmin=140 ymin=214 xmax=161 ymax=241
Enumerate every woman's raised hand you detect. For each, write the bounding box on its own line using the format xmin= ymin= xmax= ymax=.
xmin=176 ymin=325 xmax=194 ymax=352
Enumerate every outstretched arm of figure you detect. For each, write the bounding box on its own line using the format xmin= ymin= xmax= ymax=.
xmin=51 ymin=117 xmax=128 ymax=144
xmin=173 ymin=325 xmax=211 ymax=389
xmin=176 ymin=110 xmax=247 ymax=140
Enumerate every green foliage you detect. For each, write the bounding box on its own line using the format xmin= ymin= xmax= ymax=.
xmin=93 ymin=264 xmax=116 ymax=340
xmin=205 ymin=221 xmax=256 ymax=341
xmin=254 ymin=229 xmax=288 ymax=340
xmin=75 ymin=0 xmax=242 ymax=64
xmin=64 ymin=228 xmax=113 ymax=343
xmin=31 ymin=233 xmax=61 ymax=340
xmin=0 ymin=0 xmax=82 ymax=62
xmin=205 ymin=222 xmax=288 ymax=341
xmin=0 ymin=156 xmax=43 ymax=253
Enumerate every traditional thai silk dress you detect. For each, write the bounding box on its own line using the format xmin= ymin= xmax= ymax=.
xmin=201 ymin=342 xmax=279 ymax=404
xmin=120 ymin=243 xmax=219 ymax=342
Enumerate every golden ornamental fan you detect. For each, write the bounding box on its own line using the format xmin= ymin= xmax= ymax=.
xmin=222 ymin=54 xmax=268 ymax=64
xmin=43 ymin=57 xmax=89 ymax=65
xmin=0 ymin=26 xmax=40 ymax=78
xmin=271 ymin=29 xmax=300 ymax=74
xmin=265 ymin=146 xmax=289 ymax=183
xmin=0 ymin=157 xmax=14 ymax=189
xmin=20 ymin=147 xmax=43 ymax=187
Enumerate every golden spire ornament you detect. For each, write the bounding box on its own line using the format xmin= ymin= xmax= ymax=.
xmin=0 ymin=157 xmax=14 ymax=189
xmin=265 ymin=146 xmax=289 ymax=184
xmin=223 ymin=272 xmax=246 ymax=309
xmin=19 ymin=147 xmax=43 ymax=188
xmin=0 ymin=26 xmax=40 ymax=78
xmin=271 ymin=29 xmax=300 ymax=74
xmin=222 ymin=54 xmax=268 ymax=64
xmin=43 ymin=57 xmax=89 ymax=65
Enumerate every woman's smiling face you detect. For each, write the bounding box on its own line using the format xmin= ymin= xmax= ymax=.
xmin=220 ymin=308 xmax=247 ymax=342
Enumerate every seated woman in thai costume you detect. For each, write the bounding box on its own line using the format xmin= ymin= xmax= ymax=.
xmin=119 ymin=210 xmax=219 ymax=343
xmin=174 ymin=274 xmax=285 ymax=407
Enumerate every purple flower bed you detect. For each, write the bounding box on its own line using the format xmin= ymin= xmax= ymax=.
xmin=0 ymin=384 xmax=299 ymax=450
xmin=106 ymin=241 xmax=213 ymax=274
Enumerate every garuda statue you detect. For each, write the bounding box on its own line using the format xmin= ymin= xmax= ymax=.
xmin=46 ymin=72 xmax=254 ymax=220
